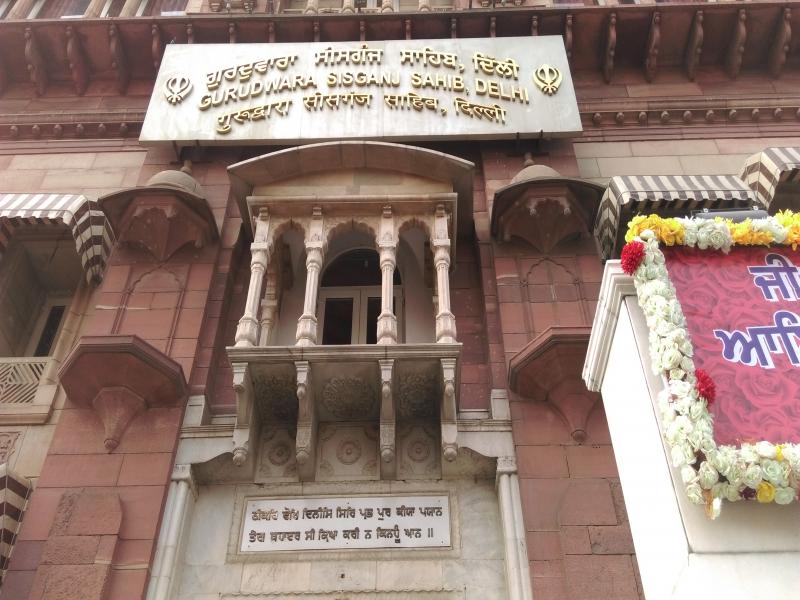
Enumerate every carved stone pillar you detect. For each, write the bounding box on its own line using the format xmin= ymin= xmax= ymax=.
xmin=147 ymin=464 xmax=197 ymax=600
xmin=258 ymin=262 xmax=280 ymax=346
xmin=236 ymin=209 xmax=271 ymax=347
xmin=377 ymin=207 xmax=398 ymax=345
xmin=296 ymin=207 xmax=324 ymax=346
xmin=497 ymin=456 xmax=533 ymax=600
xmin=432 ymin=205 xmax=457 ymax=344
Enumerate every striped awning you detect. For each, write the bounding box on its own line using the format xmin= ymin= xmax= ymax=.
xmin=0 ymin=193 xmax=114 ymax=284
xmin=594 ymin=175 xmax=755 ymax=260
xmin=740 ymin=147 xmax=800 ymax=209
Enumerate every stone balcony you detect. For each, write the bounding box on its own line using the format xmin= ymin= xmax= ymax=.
xmin=227 ymin=342 xmax=462 ymax=480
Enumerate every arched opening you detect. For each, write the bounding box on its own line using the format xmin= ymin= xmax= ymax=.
xmin=318 ymin=248 xmax=402 ymax=345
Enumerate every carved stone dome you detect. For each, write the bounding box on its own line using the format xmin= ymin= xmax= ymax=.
xmin=510 ymin=163 xmax=562 ymax=185
xmin=145 ymin=169 xmax=205 ymax=199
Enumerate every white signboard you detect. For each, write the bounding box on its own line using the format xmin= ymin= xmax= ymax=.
xmin=141 ymin=36 xmax=580 ymax=145
xmin=241 ymin=495 xmax=451 ymax=552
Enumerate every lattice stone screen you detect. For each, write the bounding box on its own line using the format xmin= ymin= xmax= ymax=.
xmin=0 ymin=358 xmax=48 ymax=404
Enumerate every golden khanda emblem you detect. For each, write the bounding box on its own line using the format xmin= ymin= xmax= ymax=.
xmin=533 ymin=64 xmax=563 ymax=96
xmin=164 ymin=76 xmax=192 ymax=105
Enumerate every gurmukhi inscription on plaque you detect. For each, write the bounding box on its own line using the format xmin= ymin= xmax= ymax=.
xmin=240 ymin=495 xmax=451 ymax=552
xmin=141 ymin=36 xmax=579 ymax=145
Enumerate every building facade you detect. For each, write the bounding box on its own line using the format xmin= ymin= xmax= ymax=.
xmin=0 ymin=2 xmax=797 ymax=599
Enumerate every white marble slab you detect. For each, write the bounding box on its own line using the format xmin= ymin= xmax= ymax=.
xmin=240 ymin=495 xmax=450 ymax=552
xmin=141 ymin=36 xmax=580 ymax=145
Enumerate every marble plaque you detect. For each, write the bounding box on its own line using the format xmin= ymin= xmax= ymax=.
xmin=141 ymin=36 xmax=580 ymax=145
xmin=241 ymin=495 xmax=450 ymax=552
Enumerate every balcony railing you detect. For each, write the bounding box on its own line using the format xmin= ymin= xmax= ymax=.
xmin=0 ymin=358 xmax=48 ymax=405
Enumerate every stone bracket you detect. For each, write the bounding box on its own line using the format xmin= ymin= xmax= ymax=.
xmin=295 ymin=360 xmax=317 ymax=481
xmin=440 ymin=357 xmax=458 ymax=462
xmin=232 ymin=362 xmax=254 ymax=466
xmin=58 ymin=335 xmax=187 ymax=453
xmin=379 ymin=358 xmax=396 ymax=479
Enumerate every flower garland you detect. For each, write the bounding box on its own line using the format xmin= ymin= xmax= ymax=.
xmin=624 ymin=211 xmax=800 ymax=518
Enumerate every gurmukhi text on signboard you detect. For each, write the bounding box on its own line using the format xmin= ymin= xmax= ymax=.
xmin=240 ymin=495 xmax=451 ymax=552
xmin=141 ymin=36 xmax=580 ymax=145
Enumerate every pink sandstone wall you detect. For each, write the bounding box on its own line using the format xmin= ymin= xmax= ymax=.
xmin=1 ymin=146 xmax=237 ymax=600
xmin=476 ymin=145 xmax=644 ymax=600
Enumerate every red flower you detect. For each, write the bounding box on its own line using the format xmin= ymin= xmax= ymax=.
xmin=695 ymin=368 xmax=716 ymax=405
xmin=621 ymin=241 xmax=646 ymax=275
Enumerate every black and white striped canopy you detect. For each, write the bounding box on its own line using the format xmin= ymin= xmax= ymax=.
xmin=0 ymin=193 xmax=114 ymax=284
xmin=594 ymin=174 xmax=755 ymax=260
xmin=740 ymin=147 xmax=800 ymax=209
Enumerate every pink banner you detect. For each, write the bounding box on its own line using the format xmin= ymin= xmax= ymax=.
xmin=664 ymin=246 xmax=800 ymax=445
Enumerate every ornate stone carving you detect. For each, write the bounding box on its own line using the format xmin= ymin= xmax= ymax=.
xmin=321 ymin=376 xmax=375 ymax=420
xmin=685 ymin=11 xmax=703 ymax=81
xmin=109 ymin=24 xmax=129 ymax=94
xmin=379 ymin=358 xmax=396 ymax=479
xmin=336 ymin=438 xmax=363 ymax=465
xmin=99 ymin=169 xmax=218 ymax=263
xmin=254 ymin=375 xmax=297 ymax=422
xmin=295 ymin=361 xmax=317 ymax=481
xmin=602 ymin=13 xmax=617 ymax=84
xmin=24 ymin=28 xmax=48 ymax=96
xmin=257 ymin=427 xmax=297 ymax=481
xmin=65 ymin=26 xmax=90 ymax=96
xmin=644 ymin=12 xmax=660 ymax=82
xmin=316 ymin=424 xmax=378 ymax=481
xmin=725 ymin=9 xmax=747 ymax=79
xmin=0 ymin=432 xmax=20 ymax=465
xmin=398 ymin=373 xmax=437 ymax=419
xmin=440 ymin=358 xmax=458 ymax=462
xmin=397 ymin=423 xmax=439 ymax=479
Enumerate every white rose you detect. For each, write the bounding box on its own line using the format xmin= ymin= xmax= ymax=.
xmin=698 ymin=462 xmax=719 ymax=489
xmin=743 ymin=464 xmax=763 ymax=488
xmin=699 ymin=435 xmax=717 ymax=455
xmin=707 ymin=226 xmax=732 ymax=253
xmin=681 ymin=465 xmax=699 ymax=484
xmin=755 ymin=441 xmax=776 ymax=459
xmin=774 ymin=486 xmax=796 ymax=505
xmin=669 ymin=369 xmax=686 ymax=381
xmin=686 ymin=482 xmax=704 ymax=504
xmin=740 ymin=445 xmax=759 ymax=463
xmin=669 ymin=380 xmax=693 ymax=398
xmin=689 ymin=402 xmax=706 ymax=421
xmin=671 ymin=445 xmax=688 ymax=467
xmin=726 ymin=462 xmax=744 ymax=486
xmin=762 ymin=460 xmax=788 ymax=487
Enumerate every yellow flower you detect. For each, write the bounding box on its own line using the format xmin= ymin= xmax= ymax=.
xmin=659 ymin=218 xmax=685 ymax=246
xmin=776 ymin=445 xmax=785 ymax=462
xmin=757 ymin=481 xmax=776 ymax=503
xmin=775 ymin=210 xmax=800 ymax=249
xmin=625 ymin=215 xmax=661 ymax=242
xmin=625 ymin=215 xmax=685 ymax=246
xmin=728 ymin=219 xmax=773 ymax=246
